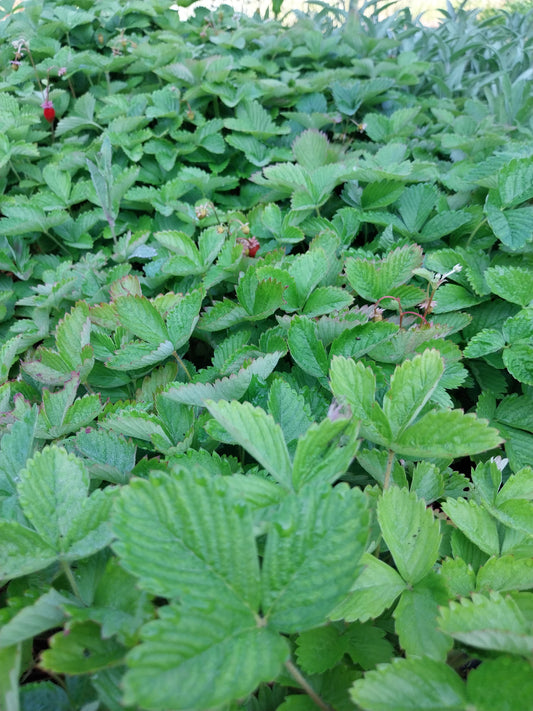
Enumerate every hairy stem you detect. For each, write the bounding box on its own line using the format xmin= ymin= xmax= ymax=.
xmin=383 ymin=449 xmax=395 ymax=490
xmin=285 ymin=660 xmax=334 ymax=711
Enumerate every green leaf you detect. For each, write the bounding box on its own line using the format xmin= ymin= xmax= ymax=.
xmin=466 ymin=657 xmax=533 ymax=711
xmin=0 ymin=589 xmax=70 ymax=648
xmin=345 ymin=245 xmax=423 ymax=301
xmin=393 ymin=574 xmax=452 ymax=660
xmin=105 ymin=339 xmax=175 ymax=370
xmin=377 ymin=487 xmax=441 ymax=585
xmin=0 ymin=645 xmax=20 ymax=711
xmin=351 ymin=657 xmax=467 ymax=711
xmin=122 ymin=601 xmax=288 ymax=711
xmin=503 ymin=343 xmax=533 ymax=385
xmin=398 ymin=184 xmax=438 ymax=233
xmin=295 ymin=626 xmax=347 ymax=675
xmin=485 ymin=200 xmax=533 ymax=250
xmin=166 ymin=289 xmax=204 ymax=349
xmin=268 ymin=379 xmax=313 ymax=448
xmin=17 ymin=446 xmax=88 ymax=551
xmin=302 ymin=286 xmax=353 ymax=317
xmin=463 ymin=328 xmax=505 ymax=358
xmin=114 ymin=295 xmax=169 ymax=343
xmin=41 ymin=621 xmax=125 ymax=674
xmin=113 ymin=469 xmax=260 ymax=606
xmin=288 ymin=316 xmax=329 ymax=380
xmin=0 ymin=522 xmax=57 ymax=581
xmin=206 ymin=400 xmax=293 ymax=488
xmin=330 ymin=553 xmax=406 ymax=622
xmin=498 ymin=157 xmax=533 ymax=208
xmin=166 ymin=352 xmax=282 ymax=406
xmin=438 ymin=592 xmax=533 ymax=656
xmin=442 ymin=498 xmax=500 ymax=556
xmin=392 ymin=410 xmax=503 ymax=459
xmin=55 ymin=302 xmax=92 ymax=371
xmin=330 ymin=321 xmax=398 ymax=360
xmin=383 ymin=350 xmax=444 ymax=439
xmin=236 ymin=271 xmax=284 ymax=318
xmin=291 ymin=417 xmax=360 ymax=490
xmin=477 ymin=555 xmax=533 ymax=593
xmin=0 ymin=406 xmax=38 ymax=499
xmin=485 ymin=266 xmax=533 ymax=307
xmin=262 ymin=486 xmax=369 ymax=632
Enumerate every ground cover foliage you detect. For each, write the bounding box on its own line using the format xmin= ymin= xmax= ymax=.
xmin=0 ymin=0 xmax=533 ymax=708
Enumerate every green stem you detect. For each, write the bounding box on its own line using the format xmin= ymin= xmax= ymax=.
xmin=173 ymin=351 xmax=192 ymax=381
xmin=61 ymin=560 xmax=83 ymax=600
xmin=383 ymin=449 xmax=395 ymax=490
xmin=466 ymin=217 xmax=488 ymax=248
xmin=285 ymin=660 xmax=334 ymax=711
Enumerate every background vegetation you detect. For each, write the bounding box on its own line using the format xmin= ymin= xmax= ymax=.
xmin=1 ymin=0 xmax=533 ymax=709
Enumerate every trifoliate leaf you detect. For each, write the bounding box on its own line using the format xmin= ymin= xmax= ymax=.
xmin=166 ymin=289 xmax=204 ymax=349
xmin=0 ymin=522 xmax=57 ymax=581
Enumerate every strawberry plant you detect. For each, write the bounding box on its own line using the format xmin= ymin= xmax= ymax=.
xmin=1 ymin=0 xmax=533 ymax=709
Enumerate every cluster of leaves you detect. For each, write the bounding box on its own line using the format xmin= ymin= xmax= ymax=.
xmin=1 ymin=0 xmax=533 ymax=709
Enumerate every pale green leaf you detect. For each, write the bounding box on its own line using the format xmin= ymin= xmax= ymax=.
xmin=330 ymin=553 xmax=405 ymax=622
xmin=393 ymin=574 xmax=452 ymax=661
xmin=122 ymin=600 xmax=288 ymax=711
xmin=115 ymin=295 xmax=169 ymax=343
xmin=485 ymin=266 xmax=533 ymax=307
xmin=351 ymin=657 xmax=467 ymax=711
xmin=105 ymin=339 xmax=175 ymax=370
xmin=292 ymin=418 xmax=360 ymax=490
xmin=438 ymin=593 xmax=533 ymax=656
xmin=113 ymin=470 xmax=260 ymax=607
xmin=503 ymin=343 xmax=533 ymax=385
xmin=477 ymin=555 xmax=533 ymax=593
xmin=463 ymin=328 xmax=505 ymax=358
xmin=40 ymin=621 xmax=125 ymax=674
xmin=442 ymin=498 xmax=500 ymax=556
xmin=0 ymin=522 xmax=57 ymax=581
xmin=55 ymin=302 xmax=91 ymax=369
xmin=268 ymin=379 xmax=313 ymax=447
xmin=206 ymin=400 xmax=292 ymax=488
xmin=17 ymin=446 xmax=89 ymax=551
xmin=0 ymin=645 xmax=20 ymax=711
xmin=166 ymin=289 xmax=204 ymax=349
xmin=288 ymin=316 xmax=329 ymax=380
xmin=383 ymin=350 xmax=444 ymax=439
xmin=378 ymin=487 xmax=441 ymax=585
xmin=0 ymin=589 xmax=70 ymax=648
xmin=392 ymin=410 xmax=503 ymax=458
xmin=262 ymin=486 xmax=368 ymax=632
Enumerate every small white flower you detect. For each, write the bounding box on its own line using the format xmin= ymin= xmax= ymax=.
xmin=490 ymin=455 xmax=509 ymax=472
